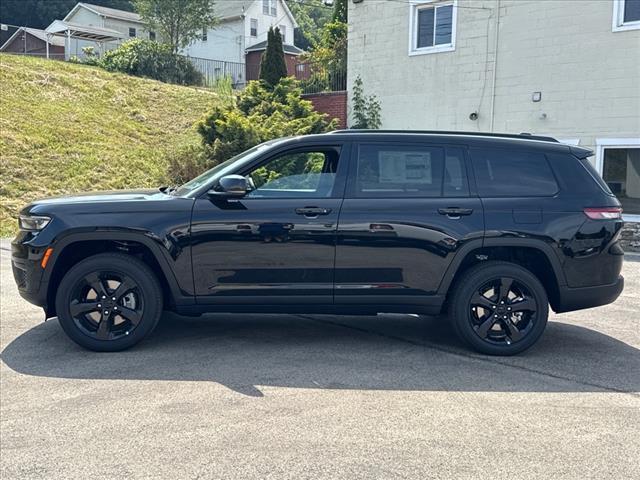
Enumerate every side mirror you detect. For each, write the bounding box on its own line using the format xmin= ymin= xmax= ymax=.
xmin=209 ymin=175 xmax=249 ymax=197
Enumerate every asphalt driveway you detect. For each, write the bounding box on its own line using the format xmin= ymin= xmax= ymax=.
xmin=1 ymin=239 xmax=639 ymax=479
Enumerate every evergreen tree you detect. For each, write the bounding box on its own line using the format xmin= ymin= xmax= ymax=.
xmin=332 ymin=0 xmax=347 ymax=23
xmin=259 ymin=27 xmax=288 ymax=87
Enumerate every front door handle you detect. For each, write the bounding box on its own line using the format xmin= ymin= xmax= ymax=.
xmin=295 ymin=207 xmax=332 ymax=217
xmin=438 ymin=207 xmax=474 ymax=218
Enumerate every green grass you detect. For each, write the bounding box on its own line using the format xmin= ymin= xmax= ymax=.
xmin=0 ymin=54 xmax=219 ymax=236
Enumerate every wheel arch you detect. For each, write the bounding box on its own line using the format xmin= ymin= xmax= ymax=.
xmin=439 ymin=239 xmax=567 ymax=312
xmin=44 ymin=231 xmax=189 ymax=317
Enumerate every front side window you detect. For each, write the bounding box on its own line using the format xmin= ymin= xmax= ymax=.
xmin=353 ymin=144 xmax=468 ymax=198
xmin=410 ymin=1 xmax=456 ymax=55
xmin=250 ymin=18 xmax=258 ymax=37
xmin=245 ymin=149 xmax=340 ymax=198
xmin=613 ymin=0 xmax=640 ymax=31
xmin=470 ymin=148 xmax=558 ymax=197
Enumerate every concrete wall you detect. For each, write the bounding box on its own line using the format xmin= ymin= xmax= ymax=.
xmin=347 ymin=0 xmax=640 ymax=152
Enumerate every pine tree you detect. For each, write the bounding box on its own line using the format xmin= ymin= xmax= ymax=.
xmin=332 ymin=0 xmax=348 ymax=23
xmin=259 ymin=27 xmax=288 ymax=87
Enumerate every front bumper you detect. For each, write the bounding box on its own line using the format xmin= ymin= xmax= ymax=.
xmin=554 ymin=275 xmax=624 ymax=313
xmin=11 ymin=239 xmax=49 ymax=309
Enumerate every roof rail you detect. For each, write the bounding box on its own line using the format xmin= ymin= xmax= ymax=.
xmin=328 ymin=129 xmax=559 ymax=143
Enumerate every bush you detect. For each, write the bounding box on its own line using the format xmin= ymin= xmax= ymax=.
xmin=169 ymin=77 xmax=337 ymax=182
xmin=99 ymin=39 xmax=203 ymax=86
xmin=165 ymin=143 xmax=214 ymax=185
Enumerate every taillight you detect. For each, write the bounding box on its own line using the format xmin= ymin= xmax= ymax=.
xmin=583 ymin=207 xmax=622 ymax=220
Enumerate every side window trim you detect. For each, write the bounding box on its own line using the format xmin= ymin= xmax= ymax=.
xmin=346 ymin=141 xmax=471 ymax=199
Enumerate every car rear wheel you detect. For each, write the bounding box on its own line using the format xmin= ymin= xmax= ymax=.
xmin=449 ymin=261 xmax=549 ymax=355
xmin=55 ymin=253 xmax=163 ymax=352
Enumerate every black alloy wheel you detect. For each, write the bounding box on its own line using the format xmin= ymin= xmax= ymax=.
xmin=56 ymin=253 xmax=163 ymax=351
xmin=449 ymin=261 xmax=549 ymax=355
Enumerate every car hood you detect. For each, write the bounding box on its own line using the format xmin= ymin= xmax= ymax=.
xmin=26 ymin=189 xmax=163 ymax=206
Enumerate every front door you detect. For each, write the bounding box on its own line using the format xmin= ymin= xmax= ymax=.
xmin=191 ymin=144 xmax=348 ymax=304
xmin=335 ymin=142 xmax=484 ymax=308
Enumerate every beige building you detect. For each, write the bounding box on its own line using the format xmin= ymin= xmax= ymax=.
xmin=348 ymin=0 xmax=640 ymax=219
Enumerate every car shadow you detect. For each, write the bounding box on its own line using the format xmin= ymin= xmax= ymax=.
xmin=2 ymin=312 xmax=639 ymax=397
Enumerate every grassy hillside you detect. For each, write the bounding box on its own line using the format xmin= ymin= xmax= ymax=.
xmin=0 ymin=54 xmax=218 ymax=236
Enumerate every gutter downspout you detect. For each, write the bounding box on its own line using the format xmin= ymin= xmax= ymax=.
xmin=489 ymin=0 xmax=501 ymax=132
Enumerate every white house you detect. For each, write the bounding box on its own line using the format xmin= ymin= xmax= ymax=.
xmin=57 ymin=1 xmax=298 ymax=64
xmin=348 ymin=0 xmax=640 ymax=220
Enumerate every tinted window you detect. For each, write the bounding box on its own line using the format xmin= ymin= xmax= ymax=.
xmin=471 ymin=148 xmax=558 ymax=197
xmin=245 ymin=149 xmax=340 ymax=198
xmin=354 ymin=144 xmax=468 ymax=198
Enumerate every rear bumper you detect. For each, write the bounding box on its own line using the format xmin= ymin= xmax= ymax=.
xmin=554 ymin=275 xmax=624 ymax=313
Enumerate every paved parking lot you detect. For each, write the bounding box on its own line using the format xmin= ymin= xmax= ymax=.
xmin=1 ymin=240 xmax=639 ymax=479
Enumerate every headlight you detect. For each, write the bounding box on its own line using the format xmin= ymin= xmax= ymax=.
xmin=19 ymin=215 xmax=51 ymax=231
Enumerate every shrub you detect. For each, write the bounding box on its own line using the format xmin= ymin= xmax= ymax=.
xmin=99 ymin=39 xmax=203 ymax=86
xmin=351 ymin=75 xmax=382 ymax=129
xmin=259 ymin=27 xmax=288 ymax=87
xmin=165 ymin=143 xmax=214 ymax=185
xmin=180 ymin=77 xmax=336 ymax=181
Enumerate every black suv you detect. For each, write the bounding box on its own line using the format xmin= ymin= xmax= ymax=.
xmin=11 ymin=131 xmax=625 ymax=355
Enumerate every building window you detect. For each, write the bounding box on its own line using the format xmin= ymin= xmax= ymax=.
xmin=202 ymin=27 xmax=208 ymax=41
xmin=613 ymin=0 xmax=640 ymax=31
xmin=129 ymin=27 xmax=136 ymax=38
xmin=409 ymin=0 xmax=457 ymax=55
xmin=596 ymin=139 xmax=640 ymax=218
xmin=279 ymin=25 xmax=286 ymax=42
xmin=263 ymin=0 xmax=276 ymax=16
xmin=149 ymin=31 xmax=156 ymax=41
xmin=250 ymin=18 xmax=258 ymax=37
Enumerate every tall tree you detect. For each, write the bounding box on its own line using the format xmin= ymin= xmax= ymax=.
xmin=285 ymin=0 xmax=331 ymax=50
xmin=332 ymin=0 xmax=347 ymax=23
xmin=259 ymin=27 xmax=288 ymax=87
xmin=133 ymin=0 xmax=217 ymax=53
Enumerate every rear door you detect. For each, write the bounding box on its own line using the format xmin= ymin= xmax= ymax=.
xmin=334 ymin=141 xmax=484 ymax=308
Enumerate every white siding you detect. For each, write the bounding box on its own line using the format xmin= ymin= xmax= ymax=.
xmin=243 ymin=0 xmax=296 ymax=48
xmin=182 ymin=20 xmax=245 ymax=63
xmin=348 ymin=0 xmax=640 ymax=151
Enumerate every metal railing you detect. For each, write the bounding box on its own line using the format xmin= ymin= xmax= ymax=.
xmin=295 ymin=62 xmax=347 ymax=95
xmin=184 ymin=56 xmax=246 ymax=89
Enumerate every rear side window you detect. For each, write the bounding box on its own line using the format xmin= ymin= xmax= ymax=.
xmin=354 ymin=144 xmax=469 ymax=197
xmin=580 ymin=157 xmax=614 ymax=195
xmin=471 ymin=148 xmax=558 ymax=197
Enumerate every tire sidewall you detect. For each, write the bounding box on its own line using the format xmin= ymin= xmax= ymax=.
xmin=55 ymin=254 xmax=163 ymax=352
xmin=451 ymin=262 xmax=549 ymax=356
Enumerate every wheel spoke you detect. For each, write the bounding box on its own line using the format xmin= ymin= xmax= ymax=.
xmin=498 ymin=277 xmax=514 ymax=302
xmin=117 ymin=306 xmax=141 ymax=326
xmin=85 ymin=272 xmax=109 ymax=299
xmin=510 ymin=297 xmax=535 ymax=312
xmin=112 ymin=277 xmax=136 ymax=302
xmin=475 ymin=316 xmax=498 ymax=339
xmin=471 ymin=293 xmax=496 ymax=310
xmin=95 ymin=311 xmax=112 ymax=340
xmin=503 ymin=319 xmax=523 ymax=342
xmin=69 ymin=301 xmax=99 ymax=317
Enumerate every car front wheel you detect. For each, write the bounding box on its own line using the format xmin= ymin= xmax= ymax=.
xmin=449 ymin=261 xmax=549 ymax=355
xmin=55 ymin=253 xmax=163 ymax=352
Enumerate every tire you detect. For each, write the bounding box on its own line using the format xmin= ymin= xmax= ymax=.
xmin=449 ymin=261 xmax=549 ymax=356
xmin=55 ymin=253 xmax=163 ymax=352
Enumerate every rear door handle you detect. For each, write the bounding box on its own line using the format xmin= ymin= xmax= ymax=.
xmin=438 ymin=207 xmax=474 ymax=218
xmin=295 ymin=207 xmax=332 ymax=217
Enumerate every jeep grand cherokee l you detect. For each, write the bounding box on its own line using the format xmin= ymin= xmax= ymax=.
xmin=11 ymin=131 xmax=624 ymax=355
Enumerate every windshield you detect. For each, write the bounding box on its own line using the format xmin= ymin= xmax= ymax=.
xmin=174 ymin=143 xmax=272 ymax=196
